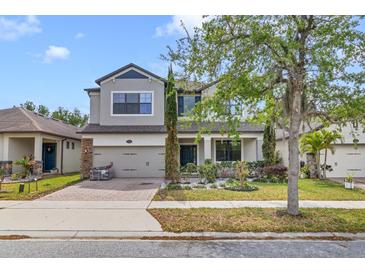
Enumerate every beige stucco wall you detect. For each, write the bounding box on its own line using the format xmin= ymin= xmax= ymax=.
xmin=82 ymin=133 xmax=166 ymax=146
xmin=276 ymin=124 xmax=365 ymax=177
xmin=62 ymin=138 xmax=81 ymax=173
xmin=99 ymin=77 xmax=165 ymax=126
xmin=8 ymin=137 xmax=34 ymax=173
xmin=243 ymin=138 xmax=258 ymax=162
xmin=0 ymin=134 xmax=3 ymax=161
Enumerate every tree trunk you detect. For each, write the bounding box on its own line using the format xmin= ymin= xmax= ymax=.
xmin=287 ymin=81 xmax=302 ymax=216
xmin=316 ymin=152 xmax=321 ymax=179
xmin=323 ymin=149 xmax=328 ymax=179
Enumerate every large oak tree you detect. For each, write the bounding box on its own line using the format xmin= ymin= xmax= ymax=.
xmin=166 ymin=16 xmax=365 ymax=215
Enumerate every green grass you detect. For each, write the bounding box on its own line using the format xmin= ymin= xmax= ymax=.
xmin=0 ymin=174 xmax=82 ymax=200
xmin=154 ymin=179 xmax=365 ymax=201
xmin=148 ymin=208 xmax=365 ymax=233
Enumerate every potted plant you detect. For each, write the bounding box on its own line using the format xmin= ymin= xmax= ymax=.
xmin=344 ymin=173 xmax=354 ymax=189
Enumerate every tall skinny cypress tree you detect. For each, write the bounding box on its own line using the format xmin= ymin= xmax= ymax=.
xmin=262 ymin=119 xmax=276 ymax=165
xmin=165 ymin=65 xmax=180 ymax=182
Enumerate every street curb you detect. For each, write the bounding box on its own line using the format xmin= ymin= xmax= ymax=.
xmin=1 ymin=230 xmax=365 ymax=241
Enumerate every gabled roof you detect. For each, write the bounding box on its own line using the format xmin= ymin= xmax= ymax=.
xmin=0 ymin=107 xmax=81 ymax=140
xmin=95 ymin=63 xmax=167 ymax=85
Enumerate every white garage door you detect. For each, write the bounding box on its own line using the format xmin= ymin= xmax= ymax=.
xmin=326 ymin=144 xmax=365 ymax=178
xmin=93 ymin=146 xmax=165 ymax=177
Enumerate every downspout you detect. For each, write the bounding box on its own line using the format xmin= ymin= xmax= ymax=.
xmin=60 ymin=138 xmax=67 ymax=175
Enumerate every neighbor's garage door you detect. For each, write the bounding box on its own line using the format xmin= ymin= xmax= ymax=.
xmin=326 ymin=144 xmax=365 ymax=178
xmin=93 ymin=146 xmax=165 ymax=177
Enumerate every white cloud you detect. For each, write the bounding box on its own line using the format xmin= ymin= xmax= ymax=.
xmin=74 ymin=32 xmax=85 ymax=39
xmin=43 ymin=45 xmax=70 ymax=63
xmin=155 ymin=15 xmax=204 ymax=37
xmin=0 ymin=15 xmax=42 ymax=41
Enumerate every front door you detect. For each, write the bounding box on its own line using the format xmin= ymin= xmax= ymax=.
xmin=180 ymin=145 xmax=197 ymax=167
xmin=42 ymin=143 xmax=57 ymax=172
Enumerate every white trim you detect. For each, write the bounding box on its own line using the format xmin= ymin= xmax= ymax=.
xmin=100 ymin=66 xmax=165 ymax=85
xmin=179 ymin=142 xmax=199 ymax=165
xmin=110 ymin=90 xmax=154 ymax=117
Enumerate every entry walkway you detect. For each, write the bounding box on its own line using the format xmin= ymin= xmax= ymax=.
xmin=149 ymin=200 xmax=365 ymax=209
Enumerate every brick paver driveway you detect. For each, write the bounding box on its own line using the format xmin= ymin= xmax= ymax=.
xmin=40 ymin=178 xmax=164 ymax=201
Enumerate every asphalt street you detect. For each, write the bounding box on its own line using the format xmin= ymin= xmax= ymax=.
xmin=0 ymin=239 xmax=365 ymax=258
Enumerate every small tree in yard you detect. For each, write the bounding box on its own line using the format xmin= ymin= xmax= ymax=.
xmin=166 ymin=16 xmax=365 ymax=215
xmin=235 ymin=161 xmax=249 ymax=187
xmin=165 ymin=65 xmax=180 ymax=183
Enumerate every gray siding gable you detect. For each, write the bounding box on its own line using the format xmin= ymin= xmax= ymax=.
xmin=116 ymin=69 xmax=148 ymax=80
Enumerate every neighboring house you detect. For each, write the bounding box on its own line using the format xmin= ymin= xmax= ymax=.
xmin=80 ymin=63 xmax=264 ymax=178
xmin=277 ymin=124 xmax=365 ymax=178
xmin=0 ymin=107 xmax=81 ymax=175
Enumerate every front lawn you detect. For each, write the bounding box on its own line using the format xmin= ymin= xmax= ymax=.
xmin=148 ymin=208 xmax=365 ymax=233
xmin=154 ymin=179 xmax=365 ymax=201
xmin=0 ymin=174 xmax=81 ymax=200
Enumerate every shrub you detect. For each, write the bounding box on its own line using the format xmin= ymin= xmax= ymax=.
xmin=210 ymin=183 xmax=218 ymax=189
xmin=185 ymin=163 xmax=197 ymax=174
xmin=11 ymin=173 xmax=19 ymax=181
xmin=247 ymin=161 xmax=265 ymax=177
xmin=262 ymin=164 xmax=288 ymax=182
xmin=166 ymin=183 xmax=183 ymax=190
xmin=193 ymin=184 xmax=207 ymax=189
xmin=198 ymin=162 xmax=217 ymax=184
xmin=216 ymin=161 xmax=235 ymax=178
xmin=300 ymin=165 xmax=310 ymax=178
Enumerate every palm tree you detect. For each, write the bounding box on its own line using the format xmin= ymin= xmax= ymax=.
xmin=300 ymin=131 xmax=324 ymax=178
xmin=320 ymin=130 xmax=342 ymax=179
xmin=300 ymin=129 xmax=342 ymax=179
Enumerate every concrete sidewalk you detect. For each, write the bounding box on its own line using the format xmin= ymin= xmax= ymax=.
xmin=149 ymin=200 xmax=365 ymax=209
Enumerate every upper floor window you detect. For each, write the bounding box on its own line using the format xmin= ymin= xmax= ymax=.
xmin=178 ymin=95 xmax=201 ymax=116
xmin=71 ymin=142 xmax=75 ymax=150
xmin=66 ymin=141 xmax=70 ymax=149
xmin=112 ymin=91 xmax=152 ymax=115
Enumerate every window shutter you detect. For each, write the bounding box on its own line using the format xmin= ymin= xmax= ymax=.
xmin=178 ymin=96 xmax=184 ymax=116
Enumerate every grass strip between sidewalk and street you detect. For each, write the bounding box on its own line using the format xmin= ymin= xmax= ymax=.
xmin=154 ymin=179 xmax=365 ymax=201
xmin=148 ymin=208 xmax=365 ymax=233
xmin=0 ymin=174 xmax=82 ymax=200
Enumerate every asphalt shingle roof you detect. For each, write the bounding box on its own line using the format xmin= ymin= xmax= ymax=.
xmin=79 ymin=121 xmax=264 ymax=134
xmin=0 ymin=107 xmax=81 ymax=140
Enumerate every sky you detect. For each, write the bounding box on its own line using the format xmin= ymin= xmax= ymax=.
xmin=0 ymin=15 xmax=203 ymax=114
xmin=0 ymin=16 xmax=364 ymax=115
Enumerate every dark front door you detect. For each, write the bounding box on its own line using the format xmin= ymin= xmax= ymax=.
xmin=42 ymin=143 xmax=57 ymax=172
xmin=180 ymin=145 xmax=197 ymax=167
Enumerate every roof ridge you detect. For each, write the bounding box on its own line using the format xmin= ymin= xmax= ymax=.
xmin=19 ymin=107 xmax=42 ymax=131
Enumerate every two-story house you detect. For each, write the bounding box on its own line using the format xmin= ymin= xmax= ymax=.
xmin=79 ymin=63 xmax=264 ymax=178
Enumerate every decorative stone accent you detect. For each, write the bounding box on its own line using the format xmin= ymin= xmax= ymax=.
xmin=306 ymin=153 xmax=317 ymax=179
xmin=32 ymin=161 xmax=43 ymax=177
xmin=0 ymin=161 xmax=12 ymax=176
xmin=81 ymin=138 xmax=93 ymax=179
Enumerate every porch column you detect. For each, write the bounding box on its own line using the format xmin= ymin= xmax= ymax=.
xmin=34 ymin=135 xmax=43 ymax=161
xmin=241 ymin=138 xmax=245 ymax=161
xmin=80 ymin=138 xmax=93 ymax=179
xmin=203 ymin=136 xmax=212 ymax=161
xmin=2 ymin=135 xmax=9 ymax=160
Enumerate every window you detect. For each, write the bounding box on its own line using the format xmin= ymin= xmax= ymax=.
xmin=215 ymin=140 xmax=241 ymax=161
xmin=66 ymin=141 xmax=70 ymax=149
xmin=178 ymin=95 xmax=201 ymax=116
xmin=112 ymin=92 xmax=152 ymax=115
xmin=228 ymin=99 xmax=238 ymax=115
xmin=71 ymin=142 xmax=75 ymax=150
